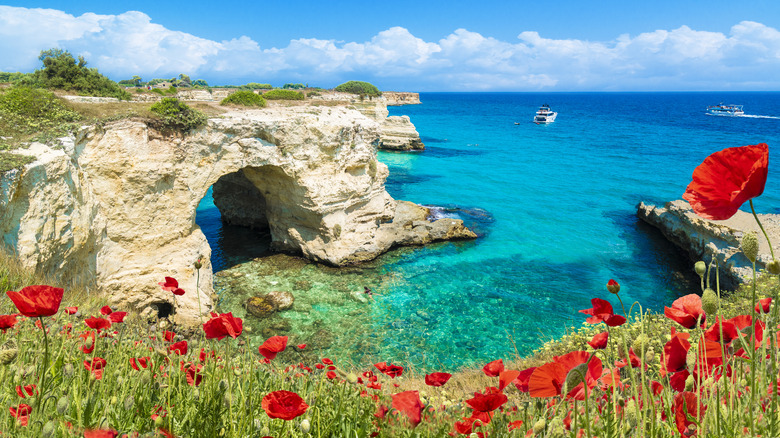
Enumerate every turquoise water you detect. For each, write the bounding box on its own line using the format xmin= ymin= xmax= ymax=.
xmin=197 ymin=92 xmax=780 ymax=370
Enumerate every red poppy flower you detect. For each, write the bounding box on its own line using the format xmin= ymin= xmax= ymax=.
xmin=15 ymin=384 xmax=37 ymax=398
xmin=100 ymin=305 xmax=112 ymax=315
xmin=322 ymin=358 xmax=334 ymax=365
xmin=424 ymin=372 xmax=452 ymax=387
xmin=261 ymin=390 xmax=309 ymax=420
xmin=258 ymin=335 xmax=288 ymax=360
xmin=662 ymin=335 xmax=690 ymax=376
xmin=84 ymin=429 xmax=119 ymax=438
xmin=587 ymin=331 xmax=609 ymax=349
xmin=529 ymin=352 xmax=602 ymax=400
xmin=130 ymin=357 xmax=151 ymax=371
xmin=673 ymin=391 xmax=705 ymax=437
xmin=508 ymin=420 xmax=524 ymax=431
xmin=202 ymin=312 xmax=243 ymax=340
xmin=297 ymin=343 xmax=306 ymax=349
xmin=6 ymin=285 xmax=64 ymax=318
xmin=0 ymin=314 xmax=18 ymax=333
xmin=163 ymin=330 xmax=176 ymax=342
xmin=186 ymin=364 xmax=203 ymax=386
xmin=606 ymin=279 xmax=620 ymax=294
xmin=159 ymin=277 xmax=178 ymax=291
xmin=579 ymin=298 xmax=626 ymax=327
xmin=756 ymin=297 xmax=772 ymax=314
xmin=513 ymin=367 xmax=537 ymax=393
xmin=392 ymin=391 xmax=423 ymax=427
xmin=683 ymin=143 xmax=768 ymax=220
xmin=665 ymin=294 xmax=706 ymax=329
xmin=499 ymin=370 xmax=521 ymax=391
xmin=84 ymin=317 xmax=111 ymax=332
xmin=703 ymin=317 xmax=740 ymax=345
xmin=375 ymin=361 xmax=404 ymax=378
xmin=64 ymin=307 xmax=78 ymax=315
xmin=9 ymin=403 xmax=32 ymax=426
xmin=168 ymin=340 xmax=188 ymax=356
xmin=108 ymin=312 xmax=127 ymax=323
xmin=465 ymin=389 xmax=508 ymax=412
xmin=482 ymin=359 xmax=504 ymax=377
xmin=79 ymin=331 xmax=96 ymax=354
xmin=84 ymin=357 xmax=107 ymax=380
xmin=374 ymin=404 xmax=389 ymax=419
xmin=326 ymin=371 xmax=338 ymax=379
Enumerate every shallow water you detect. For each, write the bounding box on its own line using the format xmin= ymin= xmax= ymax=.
xmin=197 ymin=92 xmax=780 ymax=371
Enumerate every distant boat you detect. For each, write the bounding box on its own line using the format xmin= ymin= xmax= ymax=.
xmin=533 ymin=104 xmax=557 ymax=124
xmin=706 ymin=103 xmax=744 ymax=116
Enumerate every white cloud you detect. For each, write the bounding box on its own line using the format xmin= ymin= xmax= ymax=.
xmin=1 ymin=5 xmax=780 ymax=90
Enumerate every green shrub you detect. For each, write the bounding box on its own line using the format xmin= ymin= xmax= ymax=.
xmin=282 ymin=83 xmax=305 ymax=89
xmin=243 ymin=83 xmax=273 ymax=89
xmin=220 ymin=90 xmax=266 ymax=107
xmin=151 ymin=88 xmax=165 ymax=95
xmin=149 ymin=97 xmax=207 ymax=133
xmin=34 ymin=49 xmax=131 ymax=100
xmin=0 ymin=86 xmax=81 ymax=145
xmin=262 ymin=89 xmax=304 ymax=100
xmin=334 ymin=81 xmax=382 ymax=98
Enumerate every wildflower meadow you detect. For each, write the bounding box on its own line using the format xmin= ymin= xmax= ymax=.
xmin=1 ymin=142 xmax=779 ymax=437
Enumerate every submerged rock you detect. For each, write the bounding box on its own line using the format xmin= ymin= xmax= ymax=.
xmin=245 ymin=296 xmax=276 ymax=318
xmin=266 ymin=290 xmax=294 ymax=311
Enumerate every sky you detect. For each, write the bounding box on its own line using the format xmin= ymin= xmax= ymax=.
xmin=1 ymin=1 xmax=780 ymax=91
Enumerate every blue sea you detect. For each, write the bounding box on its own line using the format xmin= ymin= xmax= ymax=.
xmin=197 ymin=92 xmax=780 ymax=371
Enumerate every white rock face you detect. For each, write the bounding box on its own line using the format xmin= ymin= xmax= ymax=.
xmin=379 ymin=115 xmax=425 ymax=151
xmin=637 ymin=200 xmax=780 ymax=288
xmin=0 ymin=105 xmax=473 ymax=326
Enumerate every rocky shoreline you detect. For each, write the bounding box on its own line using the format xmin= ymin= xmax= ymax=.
xmin=0 ymin=97 xmax=471 ymax=326
xmin=637 ymin=199 xmax=780 ymax=289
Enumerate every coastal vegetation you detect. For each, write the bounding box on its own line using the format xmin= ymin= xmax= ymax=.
xmin=0 ymin=143 xmax=779 ymax=437
xmin=32 ymin=49 xmax=131 ymax=100
xmin=149 ymin=97 xmax=208 ymax=133
xmin=262 ymin=89 xmax=305 ymax=100
xmin=334 ymin=81 xmax=382 ymax=98
xmin=220 ymin=90 xmax=267 ymax=108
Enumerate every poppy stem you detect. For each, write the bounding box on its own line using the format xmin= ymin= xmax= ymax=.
xmin=36 ymin=316 xmax=49 ymax=412
xmin=749 ymin=200 xmax=775 ymax=260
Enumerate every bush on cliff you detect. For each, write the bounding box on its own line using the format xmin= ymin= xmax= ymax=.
xmin=262 ymin=89 xmax=304 ymax=100
xmin=0 ymin=86 xmax=81 ymax=145
xmin=334 ymin=81 xmax=382 ymax=98
xmin=220 ymin=90 xmax=267 ymax=107
xmin=34 ymin=49 xmax=131 ymax=100
xmin=149 ymin=97 xmax=207 ymax=133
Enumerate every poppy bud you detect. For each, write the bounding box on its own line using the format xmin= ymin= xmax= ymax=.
xmin=632 ymin=334 xmax=648 ymax=356
xmin=223 ymin=393 xmax=232 ymax=407
xmin=42 ymin=420 xmax=56 ymax=438
xmin=154 ymin=415 xmax=165 ymax=428
xmin=686 ymin=348 xmax=698 ymax=372
xmin=124 ymin=395 xmax=134 ymax=411
xmin=300 ymin=419 xmax=311 ymax=433
xmin=562 ymin=363 xmax=588 ymax=395
xmin=347 ymin=372 xmax=358 ymax=384
xmin=62 ymin=363 xmax=74 ymax=377
xmin=532 ymin=418 xmax=546 ymax=435
xmin=741 ymin=231 xmax=759 ymax=263
xmin=219 ymin=379 xmax=228 ymax=392
xmin=606 ymin=279 xmax=620 ymax=294
xmin=701 ymin=288 xmax=718 ymax=316
xmin=694 ymin=261 xmax=707 ymax=276
xmin=685 ymin=375 xmax=695 ymax=391
xmin=767 ymin=259 xmax=780 ymax=275
xmin=56 ymin=395 xmax=69 ymax=414
xmin=194 ymin=258 xmax=203 ymax=270
xmin=624 ymin=399 xmax=638 ymax=427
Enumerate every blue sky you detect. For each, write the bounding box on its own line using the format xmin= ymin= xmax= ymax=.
xmin=1 ymin=1 xmax=780 ymax=91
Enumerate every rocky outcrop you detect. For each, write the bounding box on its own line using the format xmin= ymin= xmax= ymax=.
xmin=379 ymin=116 xmax=425 ymax=151
xmin=353 ymin=101 xmax=424 ymax=151
xmin=382 ymin=92 xmax=421 ymax=106
xmin=637 ymin=200 xmax=780 ymax=288
xmin=0 ymin=105 xmax=474 ymax=326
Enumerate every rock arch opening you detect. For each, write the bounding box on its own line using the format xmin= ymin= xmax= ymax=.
xmin=195 ymin=169 xmax=274 ymax=272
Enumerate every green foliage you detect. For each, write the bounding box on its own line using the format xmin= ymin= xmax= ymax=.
xmin=334 ymin=81 xmax=382 ymax=98
xmin=34 ymin=48 xmax=131 ymax=100
xmin=0 ymin=71 xmax=35 ymax=84
xmin=0 ymin=86 xmax=81 ymax=146
xmin=151 ymin=88 xmax=165 ymax=95
xmin=282 ymin=83 xmax=305 ymax=89
xmin=192 ymin=79 xmax=209 ymax=87
xmin=0 ymin=152 xmax=35 ymax=173
xmin=262 ymin=89 xmax=304 ymax=100
xmin=149 ymin=97 xmax=207 ymax=133
xmin=243 ymin=82 xmax=273 ymax=89
xmin=220 ymin=90 xmax=267 ymax=107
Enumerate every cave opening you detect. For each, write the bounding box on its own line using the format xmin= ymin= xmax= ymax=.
xmin=195 ymin=169 xmax=273 ymax=272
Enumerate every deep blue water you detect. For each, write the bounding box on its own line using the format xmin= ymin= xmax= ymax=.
xmin=197 ymin=92 xmax=780 ymax=370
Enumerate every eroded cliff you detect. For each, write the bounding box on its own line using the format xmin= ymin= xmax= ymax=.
xmin=0 ymin=105 xmax=473 ymax=325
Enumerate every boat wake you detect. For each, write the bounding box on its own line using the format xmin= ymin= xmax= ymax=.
xmin=738 ymin=114 xmax=780 ymax=119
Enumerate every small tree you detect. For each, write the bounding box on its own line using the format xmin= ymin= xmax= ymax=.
xmin=334 ymin=81 xmax=382 ymax=98
xmin=34 ymin=48 xmax=130 ymax=100
xmin=149 ymin=97 xmax=207 ymax=133
xmin=220 ymin=90 xmax=266 ymax=107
